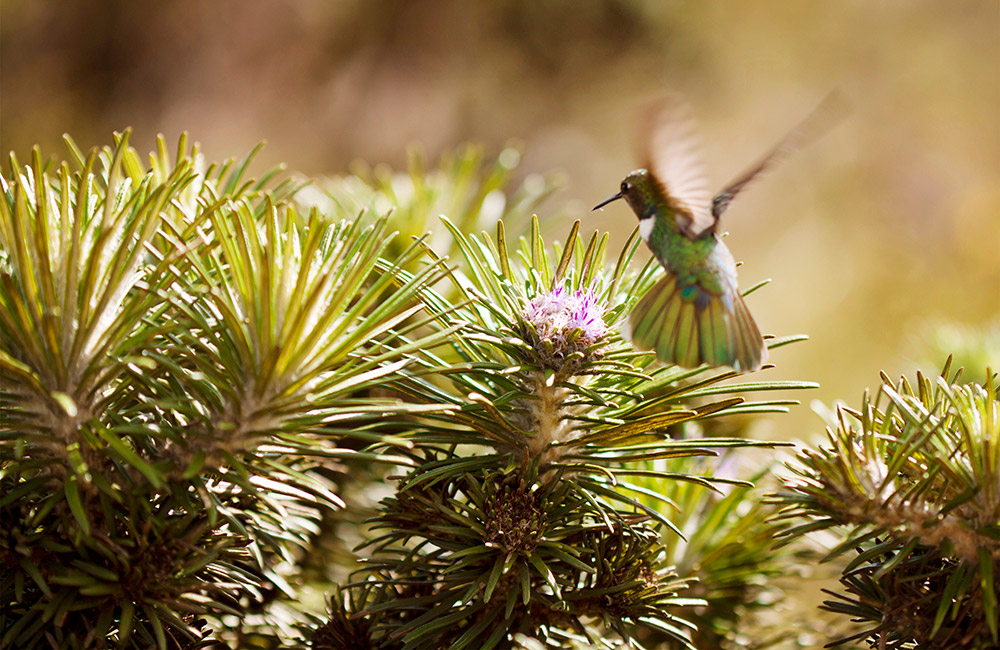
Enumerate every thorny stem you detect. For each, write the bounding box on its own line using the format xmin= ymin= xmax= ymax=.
xmin=523 ymin=372 xmax=572 ymax=467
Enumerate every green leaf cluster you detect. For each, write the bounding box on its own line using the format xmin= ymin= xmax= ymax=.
xmin=313 ymin=212 xmax=817 ymax=649
xmin=0 ymin=132 xmax=453 ymax=648
xmin=3 ymin=130 xmax=821 ymax=650
xmin=773 ymin=361 xmax=1000 ymax=649
xmin=304 ymin=143 xmax=564 ymax=272
xmin=623 ymin=456 xmax=824 ymax=650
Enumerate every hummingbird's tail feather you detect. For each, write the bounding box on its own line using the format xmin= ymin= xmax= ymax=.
xmin=625 ymin=273 xmax=766 ymax=372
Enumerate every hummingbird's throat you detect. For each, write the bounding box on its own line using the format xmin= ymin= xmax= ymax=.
xmin=638 ymin=216 xmax=655 ymax=242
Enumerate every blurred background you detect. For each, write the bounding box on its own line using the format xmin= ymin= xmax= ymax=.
xmin=3 ymin=0 xmax=998 ymax=440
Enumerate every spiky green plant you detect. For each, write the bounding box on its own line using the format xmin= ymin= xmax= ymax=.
xmin=304 ymin=143 xmax=564 ymax=268
xmin=773 ymin=361 xmax=999 ymax=649
xmin=0 ymin=132 xmax=454 ymax=649
xmin=3 ymin=130 xmax=832 ymax=650
xmin=313 ymin=216 xmax=816 ymax=649
xmin=621 ymin=455 xmax=827 ymax=650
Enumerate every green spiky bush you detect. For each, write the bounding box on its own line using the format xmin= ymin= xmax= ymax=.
xmin=303 ymin=209 xmax=818 ymax=649
xmin=12 ymin=129 xmax=992 ymax=650
xmin=774 ymin=362 xmax=999 ymax=649
xmin=626 ymin=456 xmax=824 ymax=650
xmin=0 ymin=132 xmax=461 ymax=648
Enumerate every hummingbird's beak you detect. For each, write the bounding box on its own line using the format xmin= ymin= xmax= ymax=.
xmin=592 ymin=191 xmax=623 ymax=211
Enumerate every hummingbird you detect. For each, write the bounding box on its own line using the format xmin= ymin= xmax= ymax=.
xmin=594 ymin=94 xmax=845 ymax=372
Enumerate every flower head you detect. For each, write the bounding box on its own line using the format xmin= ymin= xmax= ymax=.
xmin=519 ymin=284 xmax=608 ymax=371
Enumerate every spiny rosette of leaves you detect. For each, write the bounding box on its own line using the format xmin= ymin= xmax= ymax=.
xmin=328 ymin=463 xmax=697 ymax=650
xmin=0 ymin=131 xmax=452 ymax=649
xmin=301 ymin=142 xmax=564 ymax=272
xmin=392 ymin=215 xmax=815 ymax=483
xmin=317 ymin=218 xmax=816 ymax=649
xmin=772 ymin=361 xmax=1000 ymax=649
xmin=629 ymin=455 xmax=831 ymax=650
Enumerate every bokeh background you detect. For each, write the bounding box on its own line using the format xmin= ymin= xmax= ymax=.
xmin=3 ymin=0 xmax=998 ymax=440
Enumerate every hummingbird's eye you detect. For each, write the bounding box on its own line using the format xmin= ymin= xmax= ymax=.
xmin=621 ymin=181 xmax=631 ymax=192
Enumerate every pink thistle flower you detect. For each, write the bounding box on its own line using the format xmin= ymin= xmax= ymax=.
xmin=520 ymin=284 xmax=608 ymax=370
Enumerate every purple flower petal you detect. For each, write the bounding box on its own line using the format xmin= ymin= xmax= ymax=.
xmin=520 ymin=284 xmax=608 ymax=366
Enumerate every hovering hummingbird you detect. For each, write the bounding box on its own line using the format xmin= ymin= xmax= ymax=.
xmin=595 ymin=94 xmax=845 ymax=372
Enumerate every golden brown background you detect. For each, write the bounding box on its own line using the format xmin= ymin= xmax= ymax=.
xmin=3 ymin=0 xmax=998 ymax=439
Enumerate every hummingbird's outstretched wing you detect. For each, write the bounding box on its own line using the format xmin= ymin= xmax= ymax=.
xmin=642 ymin=95 xmax=714 ymax=240
xmin=711 ymin=91 xmax=850 ymax=221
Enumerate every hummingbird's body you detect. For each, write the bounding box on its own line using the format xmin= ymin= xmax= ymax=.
xmin=598 ymin=168 xmax=764 ymax=371
xmin=595 ymin=94 xmax=843 ymax=372
xmin=636 ymin=185 xmax=732 ymax=299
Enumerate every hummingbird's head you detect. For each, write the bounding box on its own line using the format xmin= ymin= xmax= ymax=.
xmin=592 ymin=169 xmax=664 ymax=221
